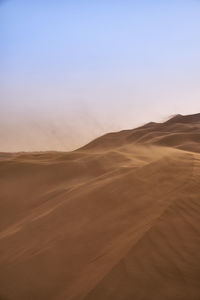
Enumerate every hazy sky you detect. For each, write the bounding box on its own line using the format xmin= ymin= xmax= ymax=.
xmin=1 ymin=0 xmax=200 ymax=151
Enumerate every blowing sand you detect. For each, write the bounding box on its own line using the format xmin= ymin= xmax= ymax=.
xmin=0 ymin=113 xmax=200 ymax=300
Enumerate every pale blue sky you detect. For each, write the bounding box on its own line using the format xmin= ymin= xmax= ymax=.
xmin=1 ymin=0 xmax=200 ymax=151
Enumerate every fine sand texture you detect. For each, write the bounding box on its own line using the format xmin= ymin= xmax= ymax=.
xmin=0 ymin=113 xmax=200 ymax=300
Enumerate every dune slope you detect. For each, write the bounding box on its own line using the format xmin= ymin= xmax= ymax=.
xmin=0 ymin=113 xmax=200 ymax=300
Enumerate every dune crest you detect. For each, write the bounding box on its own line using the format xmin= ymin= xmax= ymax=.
xmin=0 ymin=113 xmax=200 ymax=300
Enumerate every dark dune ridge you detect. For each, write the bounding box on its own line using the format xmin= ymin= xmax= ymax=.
xmin=82 ymin=113 xmax=200 ymax=152
xmin=0 ymin=113 xmax=200 ymax=300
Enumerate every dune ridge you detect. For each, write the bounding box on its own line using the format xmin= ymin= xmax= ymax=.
xmin=0 ymin=113 xmax=200 ymax=300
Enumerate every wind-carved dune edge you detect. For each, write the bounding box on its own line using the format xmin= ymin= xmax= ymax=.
xmin=0 ymin=113 xmax=200 ymax=300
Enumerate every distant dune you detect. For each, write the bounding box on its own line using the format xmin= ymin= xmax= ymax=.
xmin=0 ymin=113 xmax=200 ymax=300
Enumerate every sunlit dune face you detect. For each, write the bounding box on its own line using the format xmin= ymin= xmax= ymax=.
xmin=0 ymin=114 xmax=200 ymax=299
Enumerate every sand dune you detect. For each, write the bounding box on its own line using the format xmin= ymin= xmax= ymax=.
xmin=0 ymin=113 xmax=200 ymax=300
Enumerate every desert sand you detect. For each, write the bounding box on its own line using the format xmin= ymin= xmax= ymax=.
xmin=0 ymin=113 xmax=200 ymax=300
